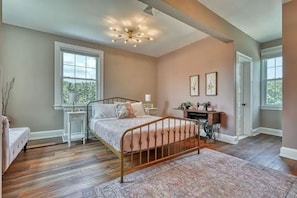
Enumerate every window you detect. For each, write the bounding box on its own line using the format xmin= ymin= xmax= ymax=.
xmin=261 ymin=46 xmax=282 ymax=110
xmin=54 ymin=42 xmax=104 ymax=109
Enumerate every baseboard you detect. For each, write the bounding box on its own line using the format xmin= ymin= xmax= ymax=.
xmin=198 ymin=126 xmax=238 ymax=144
xmin=30 ymin=129 xmax=64 ymax=140
xmin=215 ymin=133 xmax=238 ymax=144
xmin=280 ymin=147 xmax=297 ymax=160
xmin=29 ymin=128 xmax=280 ymax=144
xmin=252 ymin=127 xmax=282 ymax=137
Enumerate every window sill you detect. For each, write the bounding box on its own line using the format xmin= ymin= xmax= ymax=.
xmin=54 ymin=104 xmax=87 ymax=110
xmin=260 ymin=106 xmax=282 ymax=111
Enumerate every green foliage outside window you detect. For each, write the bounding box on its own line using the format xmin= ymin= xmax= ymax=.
xmin=63 ymin=81 xmax=96 ymax=104
xmin=266 ymin=79 xmax=282 ymax=105
xmin=263 ymin=56 xmax=282 ymax=106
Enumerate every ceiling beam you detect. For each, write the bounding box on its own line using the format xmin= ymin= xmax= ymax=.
xmin=139 ymin=0 xmax=233 ymax=43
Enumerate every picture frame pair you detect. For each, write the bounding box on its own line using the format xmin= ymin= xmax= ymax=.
xmin=189 ymin=72 xmax=217 ymax=96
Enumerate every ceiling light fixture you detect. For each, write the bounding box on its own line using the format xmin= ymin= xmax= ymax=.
xmin=110 ymin=25 xmax=154 ymax=47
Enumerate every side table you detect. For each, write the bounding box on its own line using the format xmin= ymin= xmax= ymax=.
xmin=66 ymin=111 xmax=86 ymax=147
xmin=144 ymin=107 xmax=158 ymax=116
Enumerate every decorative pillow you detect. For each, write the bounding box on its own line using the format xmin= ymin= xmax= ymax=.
xmin=115 ymin=102 xmax=136 ymax=119
xmin=131 ymin=102 xmax=146 ymax=117
xmin=93 ymin=103 xmax=117 ymax=119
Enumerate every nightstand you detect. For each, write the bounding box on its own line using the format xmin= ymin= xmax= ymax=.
xmin=66 ymin=111 xmax=86 ymax=147
xmin=144 ymin=107 xmax=158 ymax=116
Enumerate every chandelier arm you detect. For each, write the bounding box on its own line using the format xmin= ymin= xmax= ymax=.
xmin=110 ymin=25 xmax=154 ymax=46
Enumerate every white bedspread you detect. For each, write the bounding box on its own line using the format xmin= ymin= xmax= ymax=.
xmin=90 ymin=116 xmax=196 ymax=152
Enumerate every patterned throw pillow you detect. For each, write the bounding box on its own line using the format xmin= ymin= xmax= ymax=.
xmin=115 ymin=102 xmax=136 ymax=119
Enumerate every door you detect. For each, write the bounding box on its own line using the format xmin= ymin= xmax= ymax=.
xmin=236 ymin=52 xmax=253 ymax=137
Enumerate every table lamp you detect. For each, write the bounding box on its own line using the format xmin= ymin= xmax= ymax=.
xmin=145 ymin=94 xmax=152 ymax=108
xmin=145 ymin=94 xmax=151 ymax=103
xmin=69 ymin=92 xmax=77 ymax=112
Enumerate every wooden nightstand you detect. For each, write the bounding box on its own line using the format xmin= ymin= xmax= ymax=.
xmin=66 ymin=111 xmax=86 ymax=147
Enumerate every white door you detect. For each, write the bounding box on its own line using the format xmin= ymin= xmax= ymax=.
xmin=236 ymin=52 xmax=253 ymax=137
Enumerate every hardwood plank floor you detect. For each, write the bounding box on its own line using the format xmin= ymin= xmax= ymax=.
xmin=3 ymin=134 xmax=297 ymax=198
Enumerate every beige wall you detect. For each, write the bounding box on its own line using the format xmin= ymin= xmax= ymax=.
xmin=282 ymin=0 xmax=297 ymax=150
xmin=157 ymin=37 xmax=235 ymax=135
xmin=149 ymin=0 xmax=261 ymax=133
xmin=2 ymin=24 xmax=157 ymax=132
xmin=261 ymin=110 xmax=282 ymax=130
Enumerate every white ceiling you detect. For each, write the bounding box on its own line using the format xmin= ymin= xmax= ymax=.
xmin=2 ymin=0 xmax=208 ymax=57
xmin=199 ymin=0 xmax=283 ymax=43
xmin=2 ymin=0 xmax=283 ymax=57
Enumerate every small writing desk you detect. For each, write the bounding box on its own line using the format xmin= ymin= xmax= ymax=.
xmin=184 ymin=109 xmax=221 ymax=142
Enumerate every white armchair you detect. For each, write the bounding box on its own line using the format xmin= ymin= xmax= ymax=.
xmin=2 ymin=116 xmax=30 ymax=174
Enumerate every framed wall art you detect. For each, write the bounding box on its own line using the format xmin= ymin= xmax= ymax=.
xmin=190 ymin=75 xmax=199 ymax=96
xmin=206 ymin=72 xmax=217 ymax=96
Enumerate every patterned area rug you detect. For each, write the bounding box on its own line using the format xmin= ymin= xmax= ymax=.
xmin=85 ymin=149 xmax=297 ymax=198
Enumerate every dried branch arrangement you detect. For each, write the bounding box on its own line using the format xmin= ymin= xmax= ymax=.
xmin=2 ymin=77 xmax=15 ymax=115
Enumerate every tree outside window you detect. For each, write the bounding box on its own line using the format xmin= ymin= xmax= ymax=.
xmin=62 ymin=52 xmax=97 ymax=105
xmin=264 ymin=56 xmax=282 ymax=106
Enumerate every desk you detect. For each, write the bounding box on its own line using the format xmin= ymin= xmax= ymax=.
xmin=184 ymin=110 xmax=221 ymax=125
xmin=66 ymin=111 xmax=86 ymax=147
xmin=184 ymin=110 xmax=221 ymax=142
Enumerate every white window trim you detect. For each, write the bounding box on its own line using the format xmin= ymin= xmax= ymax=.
xmin=260 ymin=45 xmax=282 ymax=111
xmin=54 ymin=42 xmax=104 ymax=110
xmin=260 ymin=105 xmax=282 ymax=111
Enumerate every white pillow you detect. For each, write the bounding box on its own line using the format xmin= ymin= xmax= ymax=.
xmin=93 ymin=103 xmax=116 ymax=119
xmin=131 ymin=102 xmax=146 ymax=116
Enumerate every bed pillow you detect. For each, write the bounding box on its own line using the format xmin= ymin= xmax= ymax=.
xmin=131 ymin=102 xmax=146 ymax=117
xmin=93 ymin=103 xmax=117 ymax=119
xmin=115 ymin=102 xmax=136 ymax=119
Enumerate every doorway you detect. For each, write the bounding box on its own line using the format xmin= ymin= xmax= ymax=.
xmin=235 ymin=52 xmax=253 ymax=139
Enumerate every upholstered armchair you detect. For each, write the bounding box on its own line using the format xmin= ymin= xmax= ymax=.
xmin=2 ymin=116 xmax=30 ymax=174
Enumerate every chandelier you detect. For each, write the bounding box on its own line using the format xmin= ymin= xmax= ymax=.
xmin=109 ymin=25 xmax=154 ymax=47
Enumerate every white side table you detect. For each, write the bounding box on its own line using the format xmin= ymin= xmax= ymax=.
xmin=144 ymin=107 xmax=158 ymax=116
xmin=66 ymin=111 xmax=86 ymax=147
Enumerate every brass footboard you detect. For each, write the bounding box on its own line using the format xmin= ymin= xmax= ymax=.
xmin=120 ymin=116 xmax=200 ymax=183
xmin=86 ymin=97 xmax=200 ymax=183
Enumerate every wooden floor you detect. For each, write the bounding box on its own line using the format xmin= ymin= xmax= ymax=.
xmin=3 ymin=134 xmax=297 ymax=198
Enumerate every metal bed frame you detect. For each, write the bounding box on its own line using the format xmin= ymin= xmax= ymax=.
xmin=87 ymin=97 xmax=200 ymax=183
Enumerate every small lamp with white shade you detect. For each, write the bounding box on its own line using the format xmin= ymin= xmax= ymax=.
xmin=69 ymin=92 xmax=78 ymax=112
xmin=144 ymin=94 xmax=153 ymax=108
xmin=145 ymin=94 xmax=151 ymax=103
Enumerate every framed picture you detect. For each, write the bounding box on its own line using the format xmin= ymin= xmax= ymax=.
xmin=206 ymin=72 xmax=217 ymax=96
xmin=190 ymin=75 xmax=199 ymax=96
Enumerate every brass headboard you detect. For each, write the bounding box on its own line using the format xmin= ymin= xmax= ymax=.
xmin=86 ymin=97 xmax=140 ymax=138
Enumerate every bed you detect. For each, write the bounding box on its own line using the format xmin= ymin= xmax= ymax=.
xmin=87 ymin=97 xmax=200 ymax=182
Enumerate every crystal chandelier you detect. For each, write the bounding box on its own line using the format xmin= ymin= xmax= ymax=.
xmin=109 ymin=25 xmax=154 ymax=47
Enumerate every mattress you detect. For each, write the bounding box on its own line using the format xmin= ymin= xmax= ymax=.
xmin=90 ymin=115 xmax=196 ymax=152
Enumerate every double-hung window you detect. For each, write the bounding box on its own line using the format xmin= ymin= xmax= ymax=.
xmin=54 ymin=42 xmax=104 ymax=109
xmin=261 ymin=45 xmax=282 ymax=110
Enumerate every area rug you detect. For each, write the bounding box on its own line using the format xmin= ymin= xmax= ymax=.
xmin=85 ymin=149 xmax=297 ymax=198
